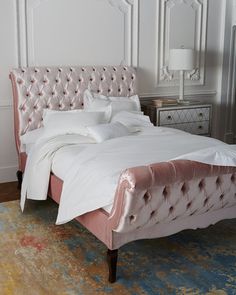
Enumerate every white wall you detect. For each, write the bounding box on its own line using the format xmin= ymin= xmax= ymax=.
xmin=0 ymin=0 xmax=230 ymax=183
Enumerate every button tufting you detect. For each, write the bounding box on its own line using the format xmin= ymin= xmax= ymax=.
xmin=143 ymin=192 xmax=151 ymax=204
xmin=90 ymin=78 xmax=93 ymax=81
xmin=219 ymin=194 xmax=224 ymax=200
xmin=51 ymin=91 xmax=55 ymax=95
xmin=67 ymin=78 xmax=70 ymax=82
xmin=187 ymin=202 xmax=192 ymax=209
xmin=129 ymin=215 xmax=136 ymax=223
xmin=204 ymin=198 xmax=209 ymax=206
xmin=216 ymin=177 xmax=221 ymax=186
xmin=97 ymin=89 xmax=100 ymax=93
xmin=169 ymin=206 xmax=174 ymax=213
xmin=231 ymin=174 xmax=235 ymax=182
xmin=46 ymin=69 xmax=50 ymax=73
xmin=181 ymin=183 xmax=188 ymax=194
xmin=75 ymin=90 xmax=78 ymax=94
xmin=162 ymin=187 xmax=169 ymax=198
xmin=150 ymin=210 xmax=156 ymax=217
xmin=198 ymin=179 xmax=205 ymax=190
xmin=122 ymin=76 xmax=124 ymax=80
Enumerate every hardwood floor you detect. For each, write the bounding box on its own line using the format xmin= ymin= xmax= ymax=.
xmin=0 ymin=182 xmax=20 ymax=203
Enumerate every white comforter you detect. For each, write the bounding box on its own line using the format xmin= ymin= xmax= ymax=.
xmin=21 ymin=127 xmax=236 ymax=225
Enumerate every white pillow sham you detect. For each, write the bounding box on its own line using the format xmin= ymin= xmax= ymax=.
xmin=20 ymin=127 xmax=44 ymax=145
xmin=42 ymin=111 xmax=108 ymax=138
xmin=43 ymin=107 xmax=111 ymax=124
xmin=87 ymin=122 xmax=133 ymax=143
xmin=83 ymin=90 xmax=141 ymax=117
xmin=111 ymin=111 xmax=153 ymax=127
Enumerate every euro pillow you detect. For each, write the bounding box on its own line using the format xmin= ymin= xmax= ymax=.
xmin=83 ymin=90 xmax=141 ymax=117
xmin=42 ymin=111 xmax=108 ymax=139
xmin=43 ymin=107 xmax=111 ymax=124
xmin=87 ymin=122 xmax=133 ymax=143
xmin=43 ymin=109 xmax=82 ymax=124
xmin=111 ymin=111 xmax=153 ymax=127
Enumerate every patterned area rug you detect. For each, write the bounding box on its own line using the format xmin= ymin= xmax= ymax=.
xmin=0 ymin=199 xmax=235 ymax=295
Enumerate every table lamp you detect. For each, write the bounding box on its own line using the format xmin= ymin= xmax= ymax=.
xmin=169 ymin=48 xmax=195 ymax=104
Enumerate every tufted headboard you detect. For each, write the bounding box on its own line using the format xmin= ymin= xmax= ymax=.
xmin=9 ymin=65 xmax=137 ymax=154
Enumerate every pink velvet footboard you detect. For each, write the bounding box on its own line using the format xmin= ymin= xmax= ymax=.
xmin=20 ymin=151 xmax=236 ymax=250
xmin=107 ymin=160 xmax=236 ymax=249
xmin=48 ymin=159 xmax=236 ymax=250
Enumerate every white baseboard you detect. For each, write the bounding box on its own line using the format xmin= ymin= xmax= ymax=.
xmin=0 ymin=165 xmax=17 ymax=183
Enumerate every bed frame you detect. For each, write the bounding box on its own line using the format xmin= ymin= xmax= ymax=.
xmin=10 ymin=66 xmax=236 ymax=283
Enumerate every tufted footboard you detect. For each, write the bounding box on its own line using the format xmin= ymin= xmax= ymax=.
xmin=107 ymin=160 xmax=236 ymax=249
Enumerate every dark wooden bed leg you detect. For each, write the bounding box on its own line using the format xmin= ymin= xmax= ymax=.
xmin=107 ymin=249 xmax=118 ymax=283
xmin=16 ymin=170 xmax=23 ymax=189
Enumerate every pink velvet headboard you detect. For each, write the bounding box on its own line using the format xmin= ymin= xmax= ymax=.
xmin=9 ymin=66 xmax=137 ymax=154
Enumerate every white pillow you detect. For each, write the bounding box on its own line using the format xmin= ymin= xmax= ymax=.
xmin=87 ymin=122 xmax=133 ymax=143
xmin=43 ymin=109 xmax=82 ymax=124
xmin=83 ymin=90 xmax=141 ymax=117
xmin=20 ymin=127 xmax=44 ymax=145
xmin=111 ymin=111 xmax=153 ymax=127
xmin=42 ymin=111 xmax=108 ymax=138
xmin=43 ymin=107 xmax=111 ymax=124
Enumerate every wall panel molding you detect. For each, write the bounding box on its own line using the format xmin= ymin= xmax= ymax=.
xmin=18 ymin=0 xmax=139 ymax=67
xmin=156 ymin=0 xmax=208 ymax=87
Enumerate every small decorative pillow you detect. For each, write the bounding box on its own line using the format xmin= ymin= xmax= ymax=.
xmin=111 ymin=111 xmax=153 ymax=127
xmin=83 ymin=90 xmax=141 ymax=118
xmin=87 ymin=122 xmax=134 ymax=143
xmin=42 ymin=111 xmax=108 ymax=139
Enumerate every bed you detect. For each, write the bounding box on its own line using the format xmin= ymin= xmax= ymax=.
xmin=9 ymin=66 xmax=236 ymax=283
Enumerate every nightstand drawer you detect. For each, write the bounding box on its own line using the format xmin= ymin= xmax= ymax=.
xmin=159 ymin=107 xmax=210 ymax=125
xmin=163 ymin=121 xmax=210 ymax=135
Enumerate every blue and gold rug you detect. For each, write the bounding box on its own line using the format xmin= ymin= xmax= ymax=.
xmin=0 ymin=199 xmax=235 ymax=295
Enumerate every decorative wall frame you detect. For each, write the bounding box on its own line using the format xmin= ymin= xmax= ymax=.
xmin=17 ymin=0 xmax=139 ymax=67
xmin=156 ymin=0 xmax=208 ymax=87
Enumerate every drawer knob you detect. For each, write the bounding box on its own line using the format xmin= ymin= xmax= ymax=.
xmin=198 ymin=112 xmax=203 ymax=117
xmin=198 ymin=125 xmax=203 ymax=129
xmin=167 ymin=115 xmax=172 ymax=120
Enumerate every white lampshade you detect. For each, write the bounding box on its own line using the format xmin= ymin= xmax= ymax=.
xmin=169 ymin=49 xmax=195 ymax=70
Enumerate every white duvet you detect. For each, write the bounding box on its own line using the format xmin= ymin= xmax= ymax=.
xmin=21 ymin=127 xmax=236 ymax=225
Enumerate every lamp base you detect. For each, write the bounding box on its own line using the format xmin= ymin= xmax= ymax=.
xmin=177 ymin=99 xmax=201 ymax=105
